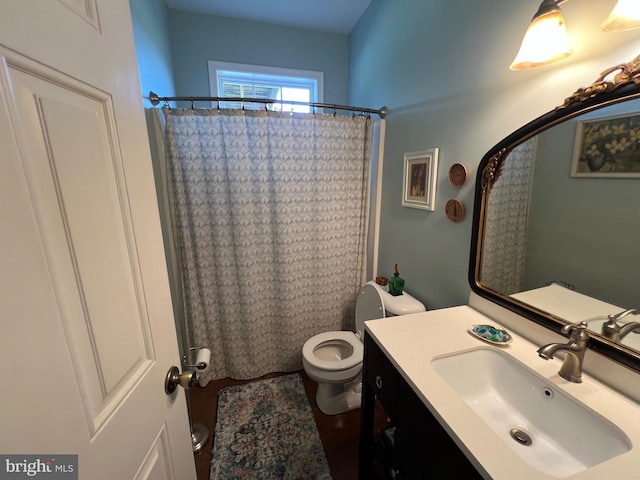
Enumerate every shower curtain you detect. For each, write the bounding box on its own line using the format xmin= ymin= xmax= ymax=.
xmin=162 ymin=107 xmax=374 ymax=383
xmin=481 ymin=137 xmax=537 ymax=294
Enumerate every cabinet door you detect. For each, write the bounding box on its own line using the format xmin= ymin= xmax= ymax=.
xmin=364 ymin=334 xmax=400 ymax=419
xmin=393 ymin=379 xmax=482 ymax=479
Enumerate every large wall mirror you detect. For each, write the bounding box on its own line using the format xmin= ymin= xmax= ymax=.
xmin=470 ymin=55 xmax=640 ymax=372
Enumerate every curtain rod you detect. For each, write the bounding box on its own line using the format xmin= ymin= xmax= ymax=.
xmin=149 ymin=91 xmax=387 ymax=119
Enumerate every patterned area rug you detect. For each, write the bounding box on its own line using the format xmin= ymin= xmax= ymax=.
xmin=210 ymin=373 xmax=333 ymax=479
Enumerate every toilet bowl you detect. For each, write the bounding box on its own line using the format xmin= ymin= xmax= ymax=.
xmin=302 ymin=280 xmax=426 ymax=415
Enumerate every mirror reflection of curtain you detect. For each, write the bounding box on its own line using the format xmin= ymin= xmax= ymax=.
xmin=160 ymin=107 xmax=374 ymax=383
xmin=481 ymin=137 xmax=537 ymax=295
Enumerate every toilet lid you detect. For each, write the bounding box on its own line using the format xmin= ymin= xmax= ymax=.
xmin=355 ymin=282 xmax=385 ymax=339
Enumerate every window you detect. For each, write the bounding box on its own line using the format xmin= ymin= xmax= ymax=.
xmin=208 ymin=61 xmax=324 ymax=113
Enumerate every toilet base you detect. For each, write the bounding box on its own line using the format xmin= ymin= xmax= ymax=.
xmin=315 ymin=378 xmax=362 ymax=415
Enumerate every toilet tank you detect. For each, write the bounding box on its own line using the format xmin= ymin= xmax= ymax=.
xmin=370 ymin=281 xmax=427 ymax=316
xmin=355 ymin=281 xmax=427 ymax=340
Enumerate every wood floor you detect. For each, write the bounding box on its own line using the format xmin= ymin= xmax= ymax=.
xmin=188 ymin=370 xmax=362 ymax=480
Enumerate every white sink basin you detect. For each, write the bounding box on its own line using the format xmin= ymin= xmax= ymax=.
xmin=431 ymin=347 xmax=631 ymax=478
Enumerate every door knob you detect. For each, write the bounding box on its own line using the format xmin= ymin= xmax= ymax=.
xmin=164 ymin=366 xmax=196 ymax=395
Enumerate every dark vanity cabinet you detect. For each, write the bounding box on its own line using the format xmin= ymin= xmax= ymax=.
xmin=359 ymin=333 xmax=482 ymax=479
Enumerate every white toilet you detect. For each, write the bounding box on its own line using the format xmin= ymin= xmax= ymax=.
xmin=302 ymin=280 xmax=426 ymax=415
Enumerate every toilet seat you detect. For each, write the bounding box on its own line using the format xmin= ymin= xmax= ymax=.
xmin=302 ymin=331 xmax=363 ymax=371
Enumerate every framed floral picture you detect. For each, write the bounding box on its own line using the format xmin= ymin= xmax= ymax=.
xmin=402 ymin=148 xmax=439 ymax=210
xmin=571 ymin=112 xmax=640 ymax=177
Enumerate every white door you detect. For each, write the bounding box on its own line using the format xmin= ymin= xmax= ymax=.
xmin=0 ymin=1 xmax=196 ymax=479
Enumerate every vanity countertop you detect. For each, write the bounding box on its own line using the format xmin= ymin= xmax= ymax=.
xmin=364 ymin=305 xmax=640 ymax=480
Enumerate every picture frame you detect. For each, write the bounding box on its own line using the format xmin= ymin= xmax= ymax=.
xmin=571 ymin=112 xmax=640 ymax=178
xmin=402 ymin=148 xmax=439 ymax=210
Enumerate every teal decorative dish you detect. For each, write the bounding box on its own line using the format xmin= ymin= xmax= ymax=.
xmin=468 ymin=324 xmax=512 ymax=345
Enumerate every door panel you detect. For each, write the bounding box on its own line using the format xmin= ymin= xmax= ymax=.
xmin=135 ymin=426 xmax=176 ymax=480
xmin=58 ymin=0 xmax=100 ymax=28
xmin=8 ymin=60 xmax=157 ymax=433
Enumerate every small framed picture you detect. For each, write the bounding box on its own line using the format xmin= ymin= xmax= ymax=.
xmin=571 ymin=112 xmax=640 ymax=177
xmin=402 ymin=148 xmax=439 ymax=210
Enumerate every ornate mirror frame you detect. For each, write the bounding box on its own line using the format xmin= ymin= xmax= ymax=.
xmin=469 ymin=55 xmax=640 ymax=372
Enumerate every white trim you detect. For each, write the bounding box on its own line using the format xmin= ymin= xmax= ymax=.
xmin=369 ymin=119 xmax=385 ymax=280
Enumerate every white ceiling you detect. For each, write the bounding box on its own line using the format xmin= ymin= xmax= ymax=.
xmin=163 ymin=0 xmax=372 ymax=33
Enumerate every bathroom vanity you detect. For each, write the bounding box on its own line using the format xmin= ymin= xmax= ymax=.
xmin=358 ymin=305 xmax=640 ymax=479
xmin=359 ymin=325 xmax=481 ymax=478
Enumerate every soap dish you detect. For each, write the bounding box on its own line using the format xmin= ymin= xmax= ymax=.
xmin=468 ymin=324 xmax=512 ymax=346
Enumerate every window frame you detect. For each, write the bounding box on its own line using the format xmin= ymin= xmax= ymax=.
xmin=207 ymin=60 xmax=324 ymax=111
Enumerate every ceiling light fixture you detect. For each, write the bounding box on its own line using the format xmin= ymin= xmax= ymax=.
xmin=602 ymin=0 xmax=640 ymax=32
xmin=511 ymin=0 xmax=640 ymax=71
xmin=510 ymin=0 xmax=572 ymax=71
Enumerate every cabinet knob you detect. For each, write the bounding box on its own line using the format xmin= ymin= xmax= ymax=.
xmin=375 ymin=375 xmax=383 ymax=389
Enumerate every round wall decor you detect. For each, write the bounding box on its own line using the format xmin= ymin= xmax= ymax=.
xmin=445 ymin=199 xmax=465 ymax=223
xmin=447 ymin=163 xmax=468 ymax=189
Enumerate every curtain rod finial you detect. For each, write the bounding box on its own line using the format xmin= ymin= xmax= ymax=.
xmin=149 ymin=91 xmax=160 ymax=106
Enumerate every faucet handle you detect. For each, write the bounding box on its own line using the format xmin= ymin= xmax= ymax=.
xmin=610 ymin=308 xmax=638 ymax=322
xmin=604 ymin=309 xmax=638 ymax=330
xmin=562 ymin=322 xmax=589 ymax=341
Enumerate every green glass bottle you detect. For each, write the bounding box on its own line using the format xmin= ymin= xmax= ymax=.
xmin=388 ymin=264 xmax=405 ymax=296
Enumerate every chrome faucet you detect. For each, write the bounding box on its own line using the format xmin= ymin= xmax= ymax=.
xmin=601 ymin=309 xmax=640 ymax=343
xmin=537 ymin=322 xmax=589 ymax=383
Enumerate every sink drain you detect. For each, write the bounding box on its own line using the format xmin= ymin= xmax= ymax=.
xmin=510 ymin=428 xmax=532 ymax=446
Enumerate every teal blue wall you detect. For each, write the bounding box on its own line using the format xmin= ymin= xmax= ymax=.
xmin=130 ymin=0 xmax=640 ymax=315
xmin=167 ymin=10 xmax=349 ymax=104
xmin=129 ymin=0 xmax=176 ymax=105
xmin=349 ymin=0 xmax=640 ymax=310
xmin=129 ymin=0 xmax=185 ymax=350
